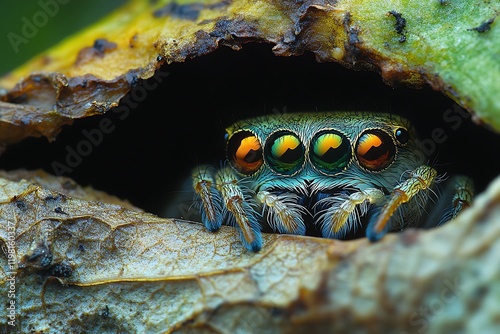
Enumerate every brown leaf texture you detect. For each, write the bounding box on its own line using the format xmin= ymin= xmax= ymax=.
xmin=0 ymin=169 xmax=141 ymax=211
xmin=0 ymin=170 xmax=499 ymax=332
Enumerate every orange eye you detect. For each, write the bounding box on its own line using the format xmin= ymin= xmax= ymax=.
xmin=356 ymin=130 xmax=395 ymax=171
xmin=227 ymin=131 xmax=263 ymax=174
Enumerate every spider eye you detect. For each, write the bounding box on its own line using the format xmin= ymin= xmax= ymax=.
xmin=395 ymin=127 xmax=409 ymax=145
xmin=356 ymin=130 xmax=396 ymax=171
xmin=310 ymin=130 xmax=351 ymax=174
xmin=265 ymin=131 xmax=304 ymax=174
xmin=227 ymin=130 xmax=263 ymax=175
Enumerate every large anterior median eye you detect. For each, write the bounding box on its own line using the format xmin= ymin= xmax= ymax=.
xmin=265 ymin=131 xmax=304 ymax=175
xmin=356 ymin=129 xmax=396 ymax=171
xmin=227 ymin=130 xmax=263 ymax=175
xmin=310 ymin=130 xmax=351 ymax=174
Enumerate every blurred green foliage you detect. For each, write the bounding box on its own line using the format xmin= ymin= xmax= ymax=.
xmin=0 ymin=0 xmax=126 ymax=77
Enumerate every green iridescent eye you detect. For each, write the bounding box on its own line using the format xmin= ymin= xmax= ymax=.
xmin=310 ymin=130 xmax=351 ymax=174
xmin=265 ymin=131 xmax=304 ymax=175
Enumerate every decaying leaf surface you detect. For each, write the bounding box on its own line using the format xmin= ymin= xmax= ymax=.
xmin=0 ymin=172 xmax=334 ymax=332
xmin=0 ymin=0 xmax=499 ymax=148
xmin=0 ymin=170 xmax=499 ymax=332
xmin=0 ymin=169 xmax=141 ymax=211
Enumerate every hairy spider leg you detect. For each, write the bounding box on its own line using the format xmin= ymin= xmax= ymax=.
xmin=192 ymin=166 xmax=224 ymax=232
xmin=449 ymin=175 xmax=474 ymax=220
xmin=367 ymin=165 xmax=437 ymax=241
xmin=256 ymin=190 xmax=307 ymax=235
xmin=426 ymin=175 xmax=475 ymax=227
xmin=315 ymin=188 xmax=385 ymax=238
xmin=216 ymin=166 xmax=262 ymax=252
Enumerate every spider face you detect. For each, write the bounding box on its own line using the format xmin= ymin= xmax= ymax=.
xmin=192 ymin=112 xmax=473 ymax=252
xmin=226 ymin=113 xmax=411 ymax=177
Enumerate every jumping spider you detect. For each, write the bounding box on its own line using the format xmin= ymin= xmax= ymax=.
xmin=192 ymin=112 xmax=473 ymax=252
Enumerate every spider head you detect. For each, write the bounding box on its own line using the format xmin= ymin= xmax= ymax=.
xmin=225 ymin=112 xmax=423 ymax=192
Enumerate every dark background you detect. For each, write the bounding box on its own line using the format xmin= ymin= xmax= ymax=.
xmin=1 ymin=3 xmax=498 ymax=217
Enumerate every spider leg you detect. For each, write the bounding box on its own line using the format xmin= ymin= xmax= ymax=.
xmin=425 ymin=175 xmax=474 ymax=227
xmin=448 ymin=175 xmax=474 ymax=221
xmin=192 ymin=166 xmax=224 ymax=232
xmin=216 ymin=167 xmax=262 ymax=252
xmin=256 ymin=190 xmax=307 ymax=235
xmin=367 ymin=165 xmax=437 ymax=241
xmin=314 ymin=188 xmax=384 ymax=238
